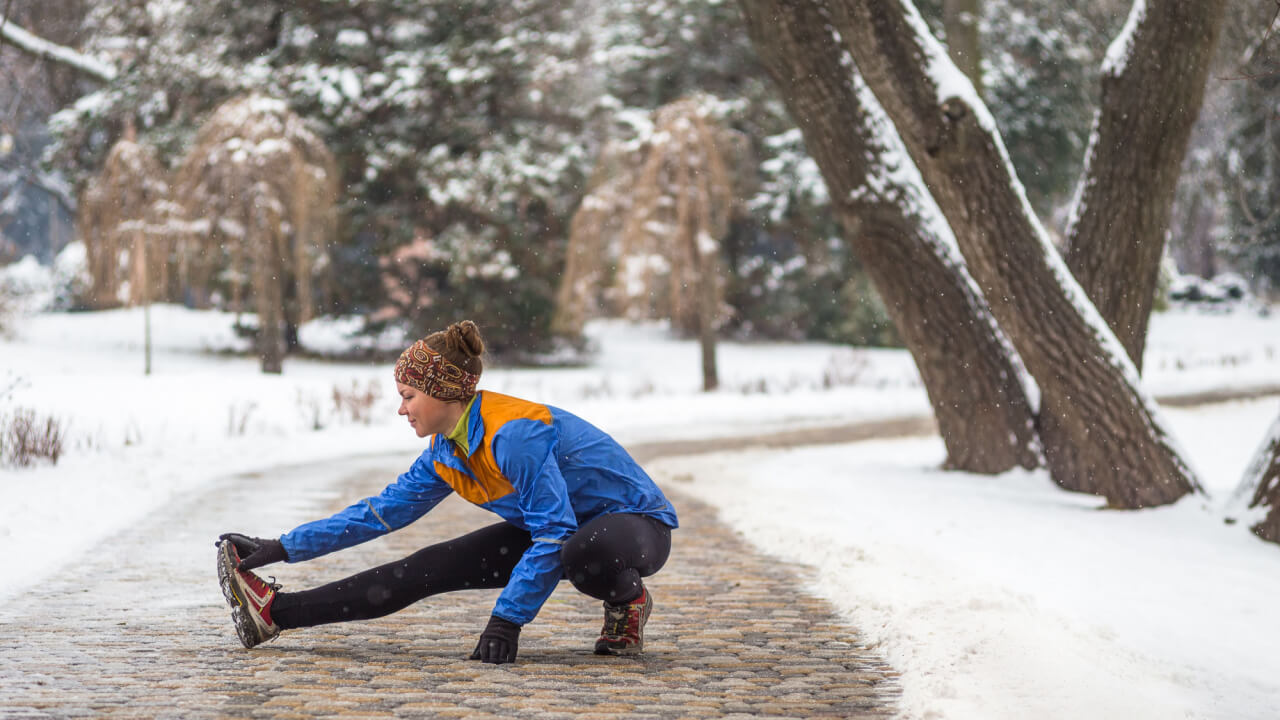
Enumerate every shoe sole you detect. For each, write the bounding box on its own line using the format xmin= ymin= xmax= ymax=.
xmin=594 ymin=640 xmax=645 ymax=656
xmin=216 ymin=540 xmax=268 ymax=649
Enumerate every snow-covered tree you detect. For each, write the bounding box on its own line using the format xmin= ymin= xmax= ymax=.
xmin=0 ymin=1 xmax=88 ymax=265
xmin=739 ymin=0 xmax=1039 ymax=473
xmin=589 ymin=0 xmax=880 ymax=345
xmin=1062 ymin=0 xmax=1227 ymax=370
xmin=76 ymin=126 xmax=172 ymax=309
xmin=40 ymin=0 xmax=595 ymax=356
xmin=1232 ymin=407 xmax=1280 ymax=543
xmin=740 ymin=0 xmax=1222 ymax=507
xmin=980 ymin=1 xmax=1120 ymax=225
xmin=557 ymin=96 xmax=745 ymax=391
xmin=174 ymin=94 xmax=338 ymax=374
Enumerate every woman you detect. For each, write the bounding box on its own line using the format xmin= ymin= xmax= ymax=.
xmin=216 ymin=321 xmax=678 ymax=664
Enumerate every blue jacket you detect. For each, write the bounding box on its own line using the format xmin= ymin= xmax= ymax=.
xmin=280 ymin=390 xmax=678 ymax=625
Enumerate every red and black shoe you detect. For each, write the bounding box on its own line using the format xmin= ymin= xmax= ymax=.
xmin=216 ymin=539 xmax=282 ymax=648
xmin=594 ymin=586 xmax=653 ymax=656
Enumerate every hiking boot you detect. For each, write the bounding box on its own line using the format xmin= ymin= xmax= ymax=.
xmin=594 ymin=586 xmax=653 ymax=655
xmin=216 ymin=539 xmax=281 ymax=648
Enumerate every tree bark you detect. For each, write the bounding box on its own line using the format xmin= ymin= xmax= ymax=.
xmin=825 ymin=0 xmax=1200 ymax=506
xmin=1063 ymin=0 xmax=1227 ymax=370
xmin=1232 ymin=409 xmax=1280 ymax=545
xmin=739 ymin=0 xmax=1039 ymax=473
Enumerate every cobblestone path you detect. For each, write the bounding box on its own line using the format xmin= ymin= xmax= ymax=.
xmin=0 ymin=454 xmax=899 ymax=718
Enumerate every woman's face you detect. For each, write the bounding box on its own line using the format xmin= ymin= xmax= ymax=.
xmin=396 ymin=382 xmax=457 ymax=437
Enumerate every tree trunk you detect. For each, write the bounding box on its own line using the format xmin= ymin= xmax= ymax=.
xmin=1063 ymin=0 xmax=1227 ymax=370
xmin=251 ymin=202 xmax=286 ymax=374
xmin=825 ymin=0 xmax=1200 ymax=506
xmin=256 ymin=246 xmax=285 ymax=374
xmin=1232 ymin=409 xmax=1280 ymax=544
xmin=739 ymin=0 xmax=1039 ymax=473
xmin=697 ymin=258 xmax=719 ymax=392
xmin=943 ymin=0 xmax=982 ymax=98
xmin=134 ymin=230 xmax=152 ymax=376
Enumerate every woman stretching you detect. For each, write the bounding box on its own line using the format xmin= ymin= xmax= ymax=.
xmin=216 ymin=320 xmax=677 ymax=664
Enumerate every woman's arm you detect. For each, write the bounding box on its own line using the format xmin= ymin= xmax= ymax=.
xmin=489 ymin=420 xmax=578 ymax=625
xmin=279 ymin=451 xmax=454 ymax=562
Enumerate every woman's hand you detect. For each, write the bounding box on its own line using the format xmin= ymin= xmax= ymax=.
xmin=217 ymin=533 xmax=288 ymax=570
xmin=469 ymin=615 xmax=521 ymax=664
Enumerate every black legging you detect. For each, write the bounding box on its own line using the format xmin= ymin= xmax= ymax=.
xmin=271 ymin=513 xmax=671 ymax=630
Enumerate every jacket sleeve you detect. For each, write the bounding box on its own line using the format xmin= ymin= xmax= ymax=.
xmin=490 ymin=419 xmax=578 ymax=625
xmin=279 ymin=450 xmax=453 ymax=562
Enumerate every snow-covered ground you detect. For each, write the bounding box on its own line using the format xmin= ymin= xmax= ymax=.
xmin=659 ymin=400 xmax=1280 ymax=720
xmin=2 ymin=302 xmax=1280 ymax=720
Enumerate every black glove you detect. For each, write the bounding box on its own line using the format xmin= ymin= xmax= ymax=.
xmin=469 ymin=615 xmax=521 ymax=665
xmin=217 ymin=533 xmax=288 ymax=570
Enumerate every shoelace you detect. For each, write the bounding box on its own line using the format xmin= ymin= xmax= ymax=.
xmin=602 ymin=602 xmax=637 ymax=637
xmin=241 ymin=570 xmax=282 ymax=595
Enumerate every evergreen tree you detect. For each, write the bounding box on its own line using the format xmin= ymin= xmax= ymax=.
xmin=48 ymin=0 xmax=594 ymax=357
xmin=589 ymin=0 xmax=885 ymax=344
xmin=981 ymin=2 xmax=1117 ymax=225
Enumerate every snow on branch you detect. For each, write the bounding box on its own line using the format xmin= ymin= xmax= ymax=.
xmin=0 ymin=19 xmax=116 ymax=83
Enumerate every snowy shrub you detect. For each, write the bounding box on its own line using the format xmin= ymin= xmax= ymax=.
xmin=1210 ymin=272 xmax=1250 ymax=301
xmin=0 ymin=249 xmax=90 ymax=332
xmin=49 ymin=242 xmax=93 ymax=311
xmin=0 ymin=255 xmax=52 ymax=324
xmin=1167 ymin=271 xmax=1253 ymax=309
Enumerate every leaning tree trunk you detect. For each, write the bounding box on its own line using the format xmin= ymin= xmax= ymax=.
xmin=825 ymin=0 xmax=1200 ymax=506
xmin=1064 ymin=0 xmax=1227 ymax=370
xmin=740 ymin=0 xmax=1039 ymax=473
xmin=1232 ymin=408 xmax=1280 ymax=544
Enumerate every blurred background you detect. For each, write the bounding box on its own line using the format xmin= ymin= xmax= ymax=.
xmin=0 ymin=0 xmax=1276 ymax=370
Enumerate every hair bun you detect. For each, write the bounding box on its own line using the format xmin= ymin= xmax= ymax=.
xmin=447 ymin=320 xmax=485 ymax=358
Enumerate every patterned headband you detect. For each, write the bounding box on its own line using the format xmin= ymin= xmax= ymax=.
xmin=394 ymin=340 xmax=479 ymax=401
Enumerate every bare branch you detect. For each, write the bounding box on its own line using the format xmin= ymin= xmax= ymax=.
xmin=1218 ymin=0 xmax=1280 ymax=80
xmin=0 ymin=17 xmax=115 ymax=83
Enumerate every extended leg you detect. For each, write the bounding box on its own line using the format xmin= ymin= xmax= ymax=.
xmin=271 ymin=521 xmax=532 ymax=629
